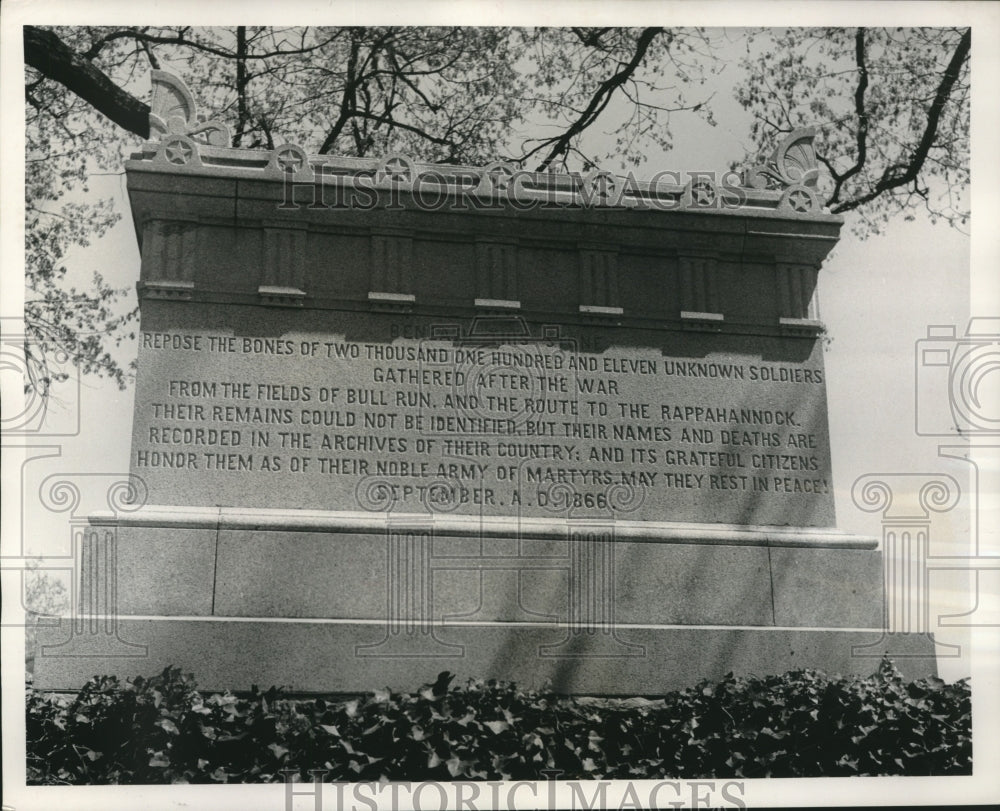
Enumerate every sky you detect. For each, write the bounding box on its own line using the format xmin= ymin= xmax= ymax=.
xmin=2 ymin=4 xmax=999 ymax=808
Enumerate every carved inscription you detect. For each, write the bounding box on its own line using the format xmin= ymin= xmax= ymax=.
xmin=133 ymin=323 xmax=835 ymax=525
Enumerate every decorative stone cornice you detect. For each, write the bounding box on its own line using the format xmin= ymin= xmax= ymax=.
xmin=742 ymin=127 xmax=822 ymax=215
xmin=743 ymin=128 xmax=820 ymax=189
xmin=149 ymin=69 xmax=231 ymax=147
xmin=138 ymin=71 xmax=837 ymax=221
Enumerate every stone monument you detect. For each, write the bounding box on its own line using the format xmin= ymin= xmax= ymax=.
xmin=35 ymin=72 xmax=937 ymax=695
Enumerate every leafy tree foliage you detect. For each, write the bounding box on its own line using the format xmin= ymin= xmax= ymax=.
xmin=22 ymin=25 xmax=970 ymax=395
xmin=22 ymin=559 xmax=70 ymax=675
xmin=735 ymin=27 xmax=970 ymax=236
xmin=25 ymin=28 xmax=143 ymax=397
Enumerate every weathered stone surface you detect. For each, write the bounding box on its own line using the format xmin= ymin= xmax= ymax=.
xmin=770 ymin=547 xmax=884 ymax=628
xmin=115 ymin=526 xmax=217 ymax=616
xmin=101 ymin=514 xmax=881 ymax=630
xmin=210 ymin=530 xmax=775 ymax=626
xmin=35 ymin=618 xmax=937 ymax=696
xmin=130 ymin=303 xmax=836 ymax=527
xmin=211 ymin=530 xmax=387 ymax=619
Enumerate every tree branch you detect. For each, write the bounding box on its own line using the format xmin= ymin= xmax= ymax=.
xmin=571 ymin=28 xmax=612 ymax=48
xmin=825 ymin=27 xmax=868 ymax=206
xmin=832 ymin=27 xmax=970 ymax=215
xmin=137 ymin=36 xmax=160 ymax=69
xmin=318 ymin=29 xmax=398 ymax=155
xmin=234 ymin=26 xmax=249 ymax=147
xmin=352 ymin=109 xmax=459 ymax=148
xmin=85 ymin=26 xmax=345 ymax=61
xmin=24 ymin=26 xmax=150 ymax=138
xmin=528 ymin=27 xmax=663 ymax=171
xmin=319 ymin=31 xmax=363 ymax=154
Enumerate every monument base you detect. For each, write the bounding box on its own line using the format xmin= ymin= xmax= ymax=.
xmin=31 ymin=509 xmax=940 ymax=695
xmin=34 ymin=618 xmax=938 ymax=696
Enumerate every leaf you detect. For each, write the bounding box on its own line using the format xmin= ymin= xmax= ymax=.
xmin=524 ymin=732 xmax=544 ymax=749
xmin=148 ymin=752 xmax=170 ymax=768
xmin=484 ymin=720 xmax=509 ymax=734
xmin=320 ymin=724 xmax=341 ymax=737
xmin=157 ymin=718 xmax=179 ymax=735
xmin=268 ymin=742 xmax=289 ymax=760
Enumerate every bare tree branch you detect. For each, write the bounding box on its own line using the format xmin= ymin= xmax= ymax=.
xmin=24 ymin=26 xmax=150 ymax=138
xmin=571 ymin=28 xmax=612 ymax=48
xmin=525 ymin=27 xmax=663 ymax=171
xmin=83 ymin=26 xmax=343 ymax=61
xmin=832 ymin=27 xmax=970 ymax=214
xmin=137 ymin=35 xmax=160 ymax=70
xmin=823 ymin=27 xmax=869 ymax=206
xmin=234 ymin=26 xmax=249 ymax=147
xmin=319 ymin=30 xmax=364 ymax=154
